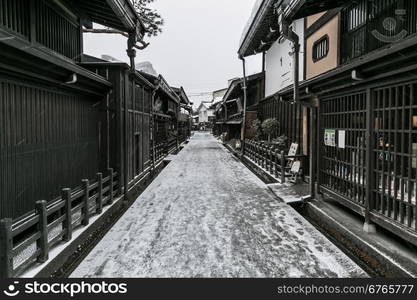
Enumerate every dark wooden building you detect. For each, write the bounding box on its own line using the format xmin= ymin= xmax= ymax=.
xmin=240 ymin=0 xmax=417 ymax=246
xmin=79 ymin=56 xmax=155 ymax=195
xmin=173 ymin=87 xmax=192 ymax=143
xmin=0 ymin=0 xmax=143 ymax=220
xmin=214 ymin=73 xmax=264 ymax=141
xmin=139 ymin=72 xmax=181 ymax=154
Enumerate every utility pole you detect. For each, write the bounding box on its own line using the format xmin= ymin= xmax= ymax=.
xmin=240 ymin=56 xmax=248 ymax=156
xmin=124 ymin=32 xmax=137 ymax=203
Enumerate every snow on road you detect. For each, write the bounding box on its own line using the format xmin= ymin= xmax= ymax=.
xmin=71 ymin=132 xmax=366 ymax=278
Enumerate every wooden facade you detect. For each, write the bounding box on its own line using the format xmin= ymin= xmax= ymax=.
xmin=79 ymin=60 xmax=157 ymax=191
xmin=214 ymin=73 xmax=264 ymax=141
xmin=0 ymin=76 xmax=104 ymax=219
xmin=258 ymin=98 xmax=304 ymax=149
xmin=295 ymin=0 xmax=417 ymax=245
xmin=0 ymin=0 xmax=192 ymax=278
xmin=0 ymin=0 xmax=120 ymax=220
xmin=239 ymin=0 xmax=417 ymax=245
xmin=173 ymin=87 xmax=192 ymax=143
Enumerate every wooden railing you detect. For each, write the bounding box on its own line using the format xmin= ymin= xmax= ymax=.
xmin=167 ymin=138 xmax=178 ymax=154
xmin=154 ymin=142 xmax=166 ymax=164
xmin=245 ymin=140 xmax=306 ymax=183
xmin=0 ymin=169 xmax=118 ymax=278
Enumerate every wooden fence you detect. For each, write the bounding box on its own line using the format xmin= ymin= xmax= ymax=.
xmin=154 ymin=142 xmax=166 ymax=164
xmin=0 ymin=169 xmax=118 ymax=278
xmin=245 ymin=140 xmax=307 ymax=183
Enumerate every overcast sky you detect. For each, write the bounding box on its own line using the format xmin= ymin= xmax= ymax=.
xmin=84 ymin=0 xmax=262 ymax=107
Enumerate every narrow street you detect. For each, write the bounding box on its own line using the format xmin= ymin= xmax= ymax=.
xmin=71 ymin=132 xmax=366 ymax=278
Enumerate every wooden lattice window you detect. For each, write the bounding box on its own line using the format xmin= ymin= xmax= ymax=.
xmin=320 ymin=91 xmax=368 ymax=206
xmin=372 ymin=82 xmax=417 ymax=229
xmin=313 ymin=35 xmax=329 ymax=62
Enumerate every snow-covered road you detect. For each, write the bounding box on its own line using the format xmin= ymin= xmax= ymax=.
xmin=71 ymin=132 xmax=366 ymax=278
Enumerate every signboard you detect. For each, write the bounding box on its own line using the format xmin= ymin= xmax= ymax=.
xmin=324 ymin=129 xmax=336 ymax=147
xmin=291 ymin=161 xmax=301 ymax=174
xmin=287 ymin=143 xmax=298 ymax=162
xmin=288 ymin=143 xmax=298 ymax=156
xmin=338 ymin=130 xmax=346 ymax=149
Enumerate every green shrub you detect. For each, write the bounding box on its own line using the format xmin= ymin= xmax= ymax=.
xmin=261 ymin=119 xmax=279 ymax=142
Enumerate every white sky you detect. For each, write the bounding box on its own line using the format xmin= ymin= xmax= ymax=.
xmin=83 ymin=0 xmax=262 ymax=108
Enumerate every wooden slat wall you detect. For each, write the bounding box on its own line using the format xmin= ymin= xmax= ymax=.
xmin=320 ymin=91 xmax=367 ymax=207
xmin=35 ymin=0 xmax=81 ymax=61
xmin=127 ymin=81 xmax=152 ymax=184
xmin=0 ymin=78 xmax=102 ymax=219
xmin=0 ymin=0 xmax=31 ymax=39
xmin=259 ymin=98 xmax=303 ymax=147
xmin=319 ymin=81 xmax=417 ymax=235
xmin=0 ymin=0 xmax=81 ymax=61
xmin=341 ymin=0 xmax=417 ymax=64
xmin=372 ymin=82 xmax=417 ymax=230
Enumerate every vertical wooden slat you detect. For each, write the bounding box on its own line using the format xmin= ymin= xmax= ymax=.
xmin=62 ymin=188 xmax=72 ymax=242
xmin=96 ymin=173 xmax=103 ymax=214
xmin=365 ymin=88 xmax=373 ymax=225
xmin=400 ymin=85 xmax=406 ymax=223
xmin=0 ymin=218 xmax=13 ymax=278
xmin=35 ymin=200 xmax=49 ymax=263
xmin=81 ymin=179 xmax=90 ymax=226
xmin=281 ymin=151 xmax=286 ymax=184
xmin=407 ymin=84 xmax=413 ymax=228
xmin=108 ymin=168 xmax=114 ymax=205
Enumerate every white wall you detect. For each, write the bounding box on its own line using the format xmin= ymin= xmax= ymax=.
xmin=199 ymin=106 xmax=208 ymax=123
xmin=265 ymin=19 xmax=305 ymax=98
xmin=207 ymin=109 xmax=214 ymax=118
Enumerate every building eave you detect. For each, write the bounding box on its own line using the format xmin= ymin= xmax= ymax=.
xmin=223 ymin=72 xmax=265 ymax=102
xmin=238 ymin=0 xmax=279 ymax=58
xmin=76 ymin=0 xmax=145 ymax=39
xmin=238 ymin=0 xmax=349 ymax=58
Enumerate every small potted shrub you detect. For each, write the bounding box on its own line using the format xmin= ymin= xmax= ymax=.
xmin=261 ymin=118 xmax=280 ymax=143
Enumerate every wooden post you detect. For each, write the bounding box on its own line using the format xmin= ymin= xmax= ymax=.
xmin=261 ymin=146 xmax=264 ymax=168
xmin=316 ymin=102 xmax=322 ymax=195
xmin=0 ymin=219 xmax=13 ymax=278
xmin=310 ymin=108 xmax=317 ymax=198
xmin=275 ymin=149 xmax=279 ymax=177
xmin=62 ymin=188 xmax=72 ymax=242
xmin=81 ymin=179 xmax=90 ymax=226
xmin=35 ymin=201 xmax=49 ymax=263
xmin=266 ymin=147 xmax=270 ymax=171
xmin=97 ymin=173 xmax=103 ymax=214
xmin=257 ymin=143 xmax=260 ymax=164
xmin=108 ymin=168 xmax=114 ymax=205
xmin=281 ymin=151 xmax=286 ymax=184
xmin=364 ymin=88 xmax=376 ymax=233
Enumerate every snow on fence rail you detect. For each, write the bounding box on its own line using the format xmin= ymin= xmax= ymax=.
xmin=245 ymin=140 xmax=307 ymax=183
xmin=0 ymin=169 xmax=119 ymax=278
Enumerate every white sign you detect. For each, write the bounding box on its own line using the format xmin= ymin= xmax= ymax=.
xmin=338 ymin=130 xmax=346 ymax=149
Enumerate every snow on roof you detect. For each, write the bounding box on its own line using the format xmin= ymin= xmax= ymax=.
xmin=136 ymin=61 xmax=158 ymax=77
xmin=101 ymin=54 xmax=123 ymax=62
xmin=239 ymin=0 xmax=265 ymax=49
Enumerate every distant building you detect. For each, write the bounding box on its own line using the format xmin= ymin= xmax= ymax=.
xmin=213 ymin=73 xmax=265 ymax=140
xmin=195 ymin=102 xmax=215 ymax=130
